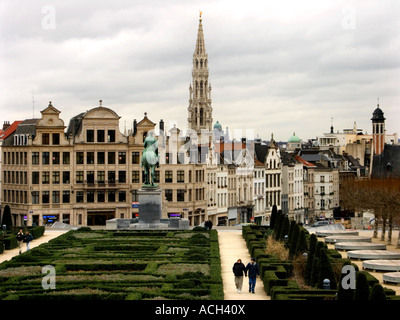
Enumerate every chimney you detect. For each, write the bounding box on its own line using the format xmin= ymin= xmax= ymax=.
xmin=2 ymin=121 xmax=10 ymax=131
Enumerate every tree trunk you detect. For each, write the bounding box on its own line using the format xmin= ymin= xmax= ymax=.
xmin=387 ymin=214 xmax=393 ymax=244
xmin=380 ymin=217 xmax=386 ymax=241
xmin=396 ymin=233 xmax=400 ymax=249
xmin=373 ymin=214 xmax=378 ymax=239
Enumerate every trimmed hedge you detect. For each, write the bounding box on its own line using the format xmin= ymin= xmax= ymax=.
xmin=242 ymin=225 xmax=338 ymax=300
xmin=0 ymin=229 xmax=223 ymax=300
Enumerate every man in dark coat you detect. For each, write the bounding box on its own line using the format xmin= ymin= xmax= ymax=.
xmin=245 ymin=258 xmax=260 ymax=293
xmin=232 ymin=259 xmax=246 ymax=293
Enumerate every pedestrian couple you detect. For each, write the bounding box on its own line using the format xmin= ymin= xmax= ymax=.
xmin=232 ymin=258 xmax=260 ymax=294
xmin=16 ymin=230 xmax=33 ymax=253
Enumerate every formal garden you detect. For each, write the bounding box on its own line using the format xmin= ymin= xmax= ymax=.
xmin=0 ymin=227 xmax=223 ymax=300
xmin=243 ymin=208 xmax=400 ymax=300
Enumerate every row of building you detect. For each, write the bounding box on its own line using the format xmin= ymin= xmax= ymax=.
xmin=1 ymin=14 xmax=398 ymax=228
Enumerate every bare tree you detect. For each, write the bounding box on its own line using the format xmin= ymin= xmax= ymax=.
xmin=340 ymin=178 xmax=400 ymax=248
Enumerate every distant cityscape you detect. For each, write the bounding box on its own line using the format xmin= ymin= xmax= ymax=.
xmin=0 ymin=15 xmax=399 ymax=228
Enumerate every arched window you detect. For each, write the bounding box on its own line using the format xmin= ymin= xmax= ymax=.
xmin=200 ymin=108 xmax=204 ymax=125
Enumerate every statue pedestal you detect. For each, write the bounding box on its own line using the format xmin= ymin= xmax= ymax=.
xmin=106 ymin=187 xmax=189 ymax=230
xmin=130 ymin=187 xmax=168 ymax=229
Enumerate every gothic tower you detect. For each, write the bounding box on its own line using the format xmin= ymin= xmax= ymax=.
xmin=371 ymin=100 xmax=386 ymax=155
xmin=188 ymin=12 xmax=213 ymax=142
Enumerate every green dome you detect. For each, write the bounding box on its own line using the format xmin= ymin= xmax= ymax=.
xmin=213 ymin=121 xmax=222 ymax=130
xmin=288 ymin=132 xmax=300 ymax=143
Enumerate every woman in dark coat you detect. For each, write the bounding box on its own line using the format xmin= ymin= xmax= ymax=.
xmin=232 ymin=259 xmax=246 ymax=293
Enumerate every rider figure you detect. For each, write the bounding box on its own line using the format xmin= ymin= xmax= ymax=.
xmin=141 ymin=131 xmax=159 ymax=187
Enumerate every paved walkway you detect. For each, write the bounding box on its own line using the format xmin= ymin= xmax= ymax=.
xmin=217 ymin=229 xmax=270 ymax=300
xmin=0 ymin=230 xmax=68 ymax=263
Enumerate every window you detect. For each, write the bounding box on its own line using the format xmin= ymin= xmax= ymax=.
xmin=87 ymin=152 xmax=95 ymax=164
xmin=52 ymin=152 xmax=60 ymax=165
xmin=32 ymin=191 xmax=39 ymax=204
xmin=87 ymin=171 xmax=95 ymax=184
xmin=86 ymin=130 xmax=94 ymax=142
xmin=132 ymin=190 xmax=138 ymax=202
xmin=108 ymin=191 xmax=115 ymax=202
xmin=76 ymin=171 xmax=84 ymax=183
xmin=42 ymin=172 xmax=50 ymax=184
xmin=52 ymin=171 xmax=60 ymax=184
xmin=42 ymin=133 xmax=50 ymax=145
xmin=97 ymin=130 xmax=105 ymax=142
xmin=63 ymin=152 xmax=70 ymax=164
xmin=76 ymin=191 xmax=84 ymax=203
xmin=118 ymin=152 xmax=126 ymax=164
xmin=97 ymin=171 xmax=105 ymax=184
xmin=62 ymin=191 xmax=70 ymax=203
xmin=165 ymin=170 xmax=173 ymax=183
xmin=320 ymin=175 xmax=325 ymax=183
xmin=108 ymin=130 xmax=115 ymax=142
xmin=98 ymin=191 xmax=105 ymax=202
xmin=32 ymin=152 xmax=39 ymax=165
xmin=42 ymin=191 xmax=50 ymax=204
xmin=52 ymin=133 xmax=60 ymax=145
xmin=132 ymin=152 xmax=140 ymax=164
xmin=63 ymin=171 xmax=70 ymax=184
xmin=52 ymin=191 xmax=60 ymax=203
xmin=108 ymin=171 xmax=116 ymax=183
xmin=76 ymin=152 xmax=84 ymax=164
xmin=118 ymin=191 xmax=126 ymax=202
xmin=108 ymin=152 xmax=115 ymax=164
xmin=165 ymin=189 xmax=173 ymax=201
xmin=87 ymin=191 xmax=95 ymax=202
xmin=177 ymin=170 xmax=185 ymax=183
xmin=97 ymin=152 xmax=105 ymax=164
xmin=132 ymin=171 xmax=140 ymax=183
xmin=32 ymin=172 xmax=40 ymax=184
xmin=42 ymin=152 xmax=50 ymax=165
xmin=177 ymin=189 xmax=185 ymax=202
xmin=165 ymin=153 xmax=172 ymax=164
xmin=118 ymin=171 xmax=126 ymax=183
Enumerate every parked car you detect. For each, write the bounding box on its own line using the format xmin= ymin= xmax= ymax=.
xmin=312 ymin=220 xmax=331 ymax=227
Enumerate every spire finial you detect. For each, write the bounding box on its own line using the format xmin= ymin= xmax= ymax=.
xmin=377 ymin=97 xmax=379 ymax=107
xmin=199 ymin=10 xmax=202 ymax=21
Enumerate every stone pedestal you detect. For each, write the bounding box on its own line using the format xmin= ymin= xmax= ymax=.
xmin=130 ymin=187 xmax=168 ymax=229
xmin=107 ymin=187 xmax=189 ymax=230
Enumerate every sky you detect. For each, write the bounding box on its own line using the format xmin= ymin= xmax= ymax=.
xmin=0 ymin=0 xmax=399 ymax=142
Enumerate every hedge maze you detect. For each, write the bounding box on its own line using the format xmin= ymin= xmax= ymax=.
xmin=0 ymin=228 xmax=223 ymax=300
xmin=242 ymin=225 xmax=399 ymax=301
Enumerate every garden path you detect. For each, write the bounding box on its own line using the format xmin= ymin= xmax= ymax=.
xmin=0 ymin=230 xmax=68 ymax=263
xmin=217 ymin=229 xmax=270 ymax=300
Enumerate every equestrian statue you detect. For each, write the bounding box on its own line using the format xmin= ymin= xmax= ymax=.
xmin=140 ymin=131 xmax=159 ymax=188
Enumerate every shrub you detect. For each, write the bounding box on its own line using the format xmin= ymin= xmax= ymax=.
xmin=30 ymin=226 xmax=45 ymax=239
xmin=355 ymin=272 xmax=370 ymax=300
xmin=189 ymin=233 xmax=209 ymax=245
xmin=317 ymin=248 xmax=337 ymax=290
xmin=369 ymin=283 xmax=386 ymax=300
xmin=305 ymin=234 xmax=317 ymax=285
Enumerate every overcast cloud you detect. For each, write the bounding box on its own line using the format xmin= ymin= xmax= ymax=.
xmin=0 ymin=0 xmax=399 ymax=142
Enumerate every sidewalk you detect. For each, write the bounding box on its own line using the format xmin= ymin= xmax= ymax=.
xmin=0 ymin=230 xmax=68 ymax=263
xmin=217 ymin=229 xmax=270 ymax=300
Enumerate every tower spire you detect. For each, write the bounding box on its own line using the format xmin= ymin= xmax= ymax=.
xmin=188 ymin=13 xmax=213 ymax=137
